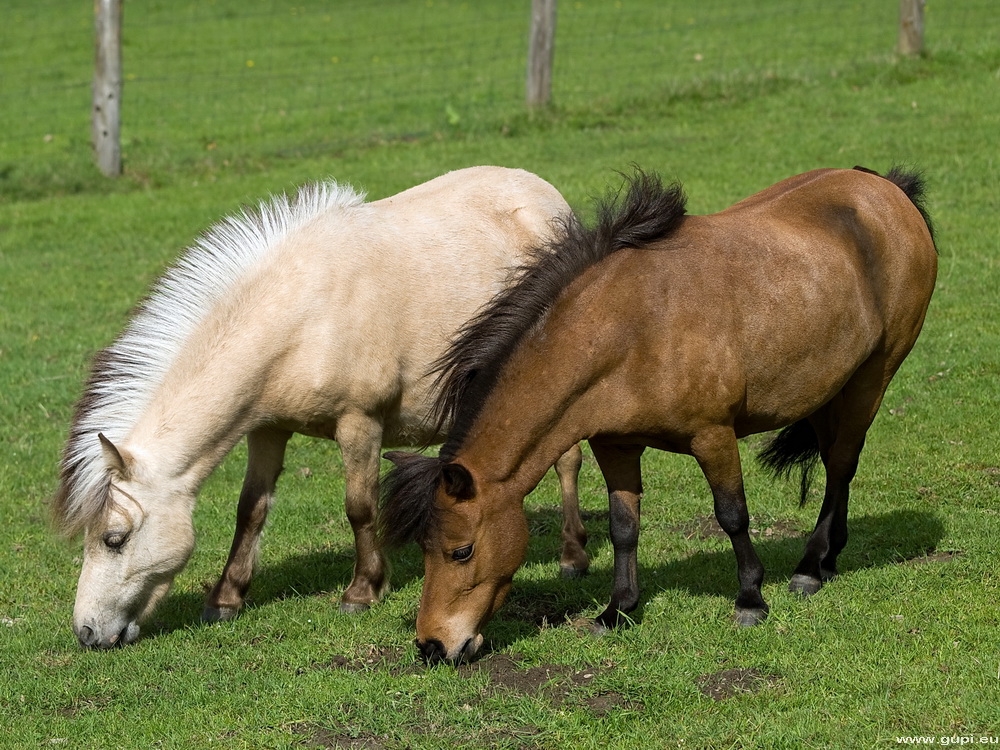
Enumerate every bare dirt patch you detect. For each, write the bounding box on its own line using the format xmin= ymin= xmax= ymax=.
xmin=696 ymin=667 xmax=781 ymax=701
xmin=904 ymin=549 xmax=964 ymax=566
xmin=960 ymin=463 xmax=1000 ymax=487
xmin=53 ymin=695 xmax=112 ymax=719
xmin=481 ymin=726 xmax=544 ymax=748
xmin=315 ymin=644 xmax=422 ymax=677
xmin=671 ymin=514 xmax=802 ymax=542
xmin=312 ymin=649 xmax=642 ymax=717
xmin=459 ymin=653 xmax=643 ymax=716
xmin=502 ymin=593 xmax=583 ymax=628
xmin=289 ymin=722 xmax=386 ymax=749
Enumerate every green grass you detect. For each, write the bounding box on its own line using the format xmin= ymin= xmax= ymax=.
xmin=2 ymin=1 xmax=999 ymax=748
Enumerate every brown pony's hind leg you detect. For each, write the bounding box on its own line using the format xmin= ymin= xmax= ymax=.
xmin=555 ymin=444 xmax=589 ymax=578
xmin=692 ymin=427 xmax=769 ymax=627
xmin=790 ymin=363 xmax=888 ymax=596
xmin=204 ymin=426 xmax=291 ymax=622
xmin=788 ymin=410 xmax=863 ymax=596
xmin=590 ymin=442 xmax=645 ymax=629
xmin=336 ymin=412 xmax=389 ymax=613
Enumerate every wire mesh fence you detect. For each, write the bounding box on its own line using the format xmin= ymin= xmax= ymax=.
xmin=0 ymin=1 xmax=992 ymax=188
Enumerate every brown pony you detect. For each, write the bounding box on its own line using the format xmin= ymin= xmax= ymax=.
xmin=381 ymin=166 xmax=938 ymax=665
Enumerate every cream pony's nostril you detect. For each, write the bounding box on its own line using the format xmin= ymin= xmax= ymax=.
xmin=77 ymin=625 xmax=97 ymax=648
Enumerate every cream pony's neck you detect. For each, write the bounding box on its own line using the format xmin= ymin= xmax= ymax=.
xmin=122 ymin=282 xmax=289 ymax=491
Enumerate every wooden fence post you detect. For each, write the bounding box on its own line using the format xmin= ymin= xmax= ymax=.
xmin=526 ymin=0 xmax=557 ymax=107
xmin=898 ymin=0 xmax=925 ymax=56
xmin=93 ymin=0 xmax=123 ymax=176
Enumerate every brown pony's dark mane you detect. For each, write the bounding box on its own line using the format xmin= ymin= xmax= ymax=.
xmin=431 ymin=170 xmax=687 ymax=460
xmin=378 ymin=453 xmax=445 ymax=547
xmin=378 ymin=170 xmax=686 ymax=548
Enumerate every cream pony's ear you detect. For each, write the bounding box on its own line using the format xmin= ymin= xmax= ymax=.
xmin=98 ymin=433 xmax=133 ymax=479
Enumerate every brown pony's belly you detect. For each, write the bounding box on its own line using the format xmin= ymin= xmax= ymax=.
xmin=734 ymin=357 xmax=871 ymax=438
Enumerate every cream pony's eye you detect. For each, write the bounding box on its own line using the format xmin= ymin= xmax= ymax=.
xmin=451 ymin=544 xmax=474 ymax=562
xmin=102 ymin=530 xmax=129 ymax=551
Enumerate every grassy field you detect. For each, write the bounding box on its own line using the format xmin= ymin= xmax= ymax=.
xmin=2 ymin=2 xmax=999 ymax=748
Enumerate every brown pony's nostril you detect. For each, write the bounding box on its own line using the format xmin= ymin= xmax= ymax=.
xmin=416 ymin=638 xmax=447 ymax=665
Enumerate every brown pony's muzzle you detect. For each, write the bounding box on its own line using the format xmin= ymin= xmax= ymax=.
xmin=416 ymin=633 xmax=484 ymax=666
xmin=416 ymin=637 xmax=452 ymax=665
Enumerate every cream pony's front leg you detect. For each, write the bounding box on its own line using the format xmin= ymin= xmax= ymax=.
xmin=203 ymin=426 xmax=291 ymax=622
xmin=336 ymin=411 xmax=390 ymax=612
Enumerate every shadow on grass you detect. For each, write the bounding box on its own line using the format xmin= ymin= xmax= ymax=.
xmin=148 ymin=507 xmax=942 ymax=645
xmin=493 ymin=507 xmax=945 ymax=647
xmin=148 ymin=540 xmax=428 ymax=639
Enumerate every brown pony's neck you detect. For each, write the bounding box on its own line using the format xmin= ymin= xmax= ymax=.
xmin=432 ymin=171 xmax=688 ymax=502
xmin=452 ymin=283 xmax=613 ymax=501
xmin=432 ymin=171 xmax=687 ymax=459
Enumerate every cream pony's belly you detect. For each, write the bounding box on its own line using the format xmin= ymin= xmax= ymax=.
xmin=270 ymin=372 xmax=443 ymax=448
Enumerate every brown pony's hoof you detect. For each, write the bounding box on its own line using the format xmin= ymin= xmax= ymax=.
xmin=733 ymin=607 xmax=768 ymax=627
xmin=202 ymin=604 xmax=241 ymax=623
xmin=559 ymin=564 xmax=589 ymax=579
xmin=788 ymin=574 xmax=823 ymax=597
xmin=338 ymin=601 xmax=371 ymax=614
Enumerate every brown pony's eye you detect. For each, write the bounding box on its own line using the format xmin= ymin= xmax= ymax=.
xmin=103 ymin=531 xmax=128 ymax=551
xmin=451 ymin=545 xmax=474 ymax=562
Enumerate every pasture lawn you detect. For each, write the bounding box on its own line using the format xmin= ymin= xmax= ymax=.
xmin=2 ymin=4 xmax=999 ymax=749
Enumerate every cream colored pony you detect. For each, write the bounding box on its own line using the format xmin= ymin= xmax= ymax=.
xmin=53 ymin=166 xmax=586 ymax=649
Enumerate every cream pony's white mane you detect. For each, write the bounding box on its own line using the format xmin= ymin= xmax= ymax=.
xmin=54 ymin=180 xmax=366 ymax=535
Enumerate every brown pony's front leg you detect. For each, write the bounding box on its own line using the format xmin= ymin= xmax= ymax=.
xmin=554 ymin=444 xmax=589 ymax=578
xmin=590 ymin=442 xmax=645 ymax=629
xmin=692 ymin=426 xmax=768 ymax=627
xmin=336 ymin=412 xmax=389 ymax=612
xmin=204 ymin=426 xmax=291 ymax=622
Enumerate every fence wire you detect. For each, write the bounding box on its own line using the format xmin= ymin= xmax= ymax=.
xmin=0 ymin=1 xmax=992 ymax=187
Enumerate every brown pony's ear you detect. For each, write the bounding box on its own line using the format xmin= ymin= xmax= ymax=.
xmin=442 ymin=462 xmax=476 ymax=501
xmin=98 ymin=433 xmax=132 ymax=479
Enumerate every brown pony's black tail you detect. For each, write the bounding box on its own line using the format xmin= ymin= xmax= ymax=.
xmin=883 ymin=165 xmax=936 ymax=248
xmin=758 ymin=419 xmax=821 ymax=506
xmin=854 ymin=164 xmax=937 ymax=249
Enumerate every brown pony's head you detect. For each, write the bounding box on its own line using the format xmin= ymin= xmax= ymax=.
xmin=381 ymin=451 xmax=528 ymax=665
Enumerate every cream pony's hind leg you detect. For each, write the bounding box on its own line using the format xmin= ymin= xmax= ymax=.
xmin=203 ymin=426 xmax=291 ymax=622
xmin=336 ymin=411 xmax=389 ymax=613
xmin=554 ymin=443 xmax=589 ymax=577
